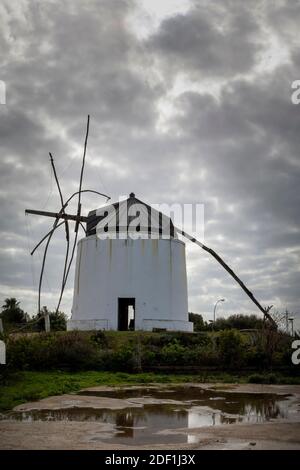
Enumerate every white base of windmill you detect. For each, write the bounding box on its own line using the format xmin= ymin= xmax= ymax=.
xmin=67 ymin=236 xmax=193 ymax=333
xmin=67 ymin=319 xmax=193 ymax=332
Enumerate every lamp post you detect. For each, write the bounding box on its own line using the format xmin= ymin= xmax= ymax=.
xmin=213 ymin=298 xmax=225 ymax=326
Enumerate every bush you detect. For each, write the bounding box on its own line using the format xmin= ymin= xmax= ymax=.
xmin=5 ymin=329 xmax=295 ymax=373
xmin=213 ymin=314 xmax=264 ymax=331
xmin=244 ymin=347 xmax=269 ymax=368
xmin=193 ymin=348 xmax=219 ymax=366
xmin=218 ymin=329 xmax=245 ymax=368
xmin=141 ymin=349 xmax=157 ymax=365
xmin=91 ymin=330 xmax=109 ymax=348
xmin=7 ymin=332 xmax=101 ymax=371
xmin=160 ymin=340 xmax=188 ymax=365
xmin=49 ymin=311 xmax=67 ymax=331
xmin=189 ymin=313 xmax=208 ymax=331
xmin=248 ymin=373 xmax=279 ymax=384
xmin=101 ymin=345 xmax=137 ymax=372
xmin=142 ymin=331 xmax=211 ymax=348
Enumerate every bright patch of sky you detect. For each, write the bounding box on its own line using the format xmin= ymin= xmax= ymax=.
xmin=128 ymin=0 xmax=192 ymax=39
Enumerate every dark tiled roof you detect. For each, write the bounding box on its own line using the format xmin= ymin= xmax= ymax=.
xmin=86 ymin=194 xmax=175 ymax=238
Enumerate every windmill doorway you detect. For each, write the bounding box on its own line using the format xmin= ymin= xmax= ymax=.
xmin=118 ymin=298 xmax=135 ymax=331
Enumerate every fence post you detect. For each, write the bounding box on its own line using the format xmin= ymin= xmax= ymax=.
xmin=45 ymin=313 xmax=50 ymax=332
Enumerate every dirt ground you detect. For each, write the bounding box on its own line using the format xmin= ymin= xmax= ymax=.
xmin=1 ymin=383 xmax=300 ymax=450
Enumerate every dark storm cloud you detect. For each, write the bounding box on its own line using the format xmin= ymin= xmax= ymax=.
xmin=0 ymin=0 xmax=299 ymax=325
xmin=171 ymin=69 xmax=300 ymax=229
xmin=146 ymin=2 xmax=263 ymax=79
xmin=2 ymin=0 xmax=159 ymax=130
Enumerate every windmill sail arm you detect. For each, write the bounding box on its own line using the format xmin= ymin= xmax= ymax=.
xmin=56 ymin=116 xmax=91 ymax=313
xmin=30 ymin=221 xmax=65 ymax=256
xmin=49 ymin=152 xmax=70 ymax=241
xmin=25 ymin=209 xmax=88 ymax=223
xmin=177 ymin=228 xmax=276 ymax=328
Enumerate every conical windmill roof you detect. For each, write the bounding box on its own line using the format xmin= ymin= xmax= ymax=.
xmin=86 ymin=193 xmax=175 ymax=238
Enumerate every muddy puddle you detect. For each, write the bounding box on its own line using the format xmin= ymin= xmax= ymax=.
xmin=1 ymin=386 xmax=292 ymax=445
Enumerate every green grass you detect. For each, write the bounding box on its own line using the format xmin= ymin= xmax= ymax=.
xmin=0 ymin=370 xmax=242 ymax=411
xmin=1 ymin=370 xmax=300 ymax=413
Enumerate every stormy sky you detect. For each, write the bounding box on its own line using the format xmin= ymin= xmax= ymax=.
xmin=0 ymin=0 xmax=300 ymax=328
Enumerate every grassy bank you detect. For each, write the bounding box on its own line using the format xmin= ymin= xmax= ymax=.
xmin=1 ymin=370 xmax=300 ymax=412
xmin=1 ymin=329 xmax=298 ymax=412
xmin=0 ymin=370 xmax=233 ymax=411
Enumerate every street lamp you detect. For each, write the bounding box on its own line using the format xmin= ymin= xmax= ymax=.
xmin=213 ymin=298 xmax=225 ymax=324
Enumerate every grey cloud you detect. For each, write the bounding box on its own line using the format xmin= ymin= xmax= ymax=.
xmin=146 ymin=3 xmax=263 ymax=80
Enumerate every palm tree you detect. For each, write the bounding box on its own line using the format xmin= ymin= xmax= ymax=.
xmin=1 ymin=298 xmax=25 ymax=324
xmin=2 ymin=298 xmax=20 ymax=311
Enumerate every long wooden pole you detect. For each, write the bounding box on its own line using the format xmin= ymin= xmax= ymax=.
xmin=25 ymin=209 xmax=87 ymax=223
xmin=177 ymin=228 xmax=276 ymax=328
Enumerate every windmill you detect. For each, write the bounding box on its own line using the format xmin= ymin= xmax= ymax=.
xmin=25 ymin=115 xmax=276 ymax=330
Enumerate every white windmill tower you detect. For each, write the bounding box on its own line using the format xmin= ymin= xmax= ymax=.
xmin=68 ymin=193 xmax=193 ymax=331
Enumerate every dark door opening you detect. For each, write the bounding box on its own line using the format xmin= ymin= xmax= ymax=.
xmin=118 ymin=298 xmax=135 ymax=331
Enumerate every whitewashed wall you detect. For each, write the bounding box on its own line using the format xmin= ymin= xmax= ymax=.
xmin=68 ymin=236 xmax=193 ymax=332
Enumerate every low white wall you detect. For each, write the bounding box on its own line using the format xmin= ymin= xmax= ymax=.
xmin=67 ymin=318 xmax=193 ymax=332
xmin=67 ymin=319 xmax=109 ymax=331
xmin=142 ymin=319 xmax=193 ymax=332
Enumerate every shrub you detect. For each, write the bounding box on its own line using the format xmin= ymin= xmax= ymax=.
xmin=160 ymin=340 xmax=188 ymax=365
xmin=90 ymin=330 xmax=109 ymax=348
xmin=189 ymin=313 xmax=208 ymax=331
xmin=49 ymin=311 xmax=67 ymax=331
xmin=141 ymin=349 xmax=157 ymax=366
xmin=192 ymin=348 xmax=220 ymax=366
xmin=244 ymin=347 xmax=268 ymax=368
xmin=7 ymin=332 xmax=101 ymax=371
xmin=218 ymin=329 xmax=245 ymax=368
xmin=248 ymin=372 xmax=279 ymax=384
xmin=48 ymin=332 xmax=100 ymax=370
xmin=141 ymin=331 xmax=211 ymax=349
xmin=100 ymin=345 xmax=137 ymax=372
xmin=5 ymin=329 xmax=295 ymax=373
xmin=213 ymin=314 xmax=264 ymax=331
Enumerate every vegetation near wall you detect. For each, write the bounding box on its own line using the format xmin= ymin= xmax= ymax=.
xmin=189 ymin=312 xmax=265 ymax=331
xmin=1 ymin=299 xmax=296 ymax=375
xmin=4 ymin=329 xmax=295 ymax=373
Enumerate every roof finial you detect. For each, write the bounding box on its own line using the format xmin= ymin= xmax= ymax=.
xmin=129 ymin=192 xmax=135 ymax=198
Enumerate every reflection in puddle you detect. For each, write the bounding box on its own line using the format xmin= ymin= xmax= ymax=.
xmin=1 ymin=386 xmax=291 ymax=445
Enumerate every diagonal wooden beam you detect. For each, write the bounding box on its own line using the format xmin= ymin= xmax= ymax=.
xmin=25 ymin=209 xmax=88 ymax=223
xmin=177 ymin=228 xmax=276 ymax=328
